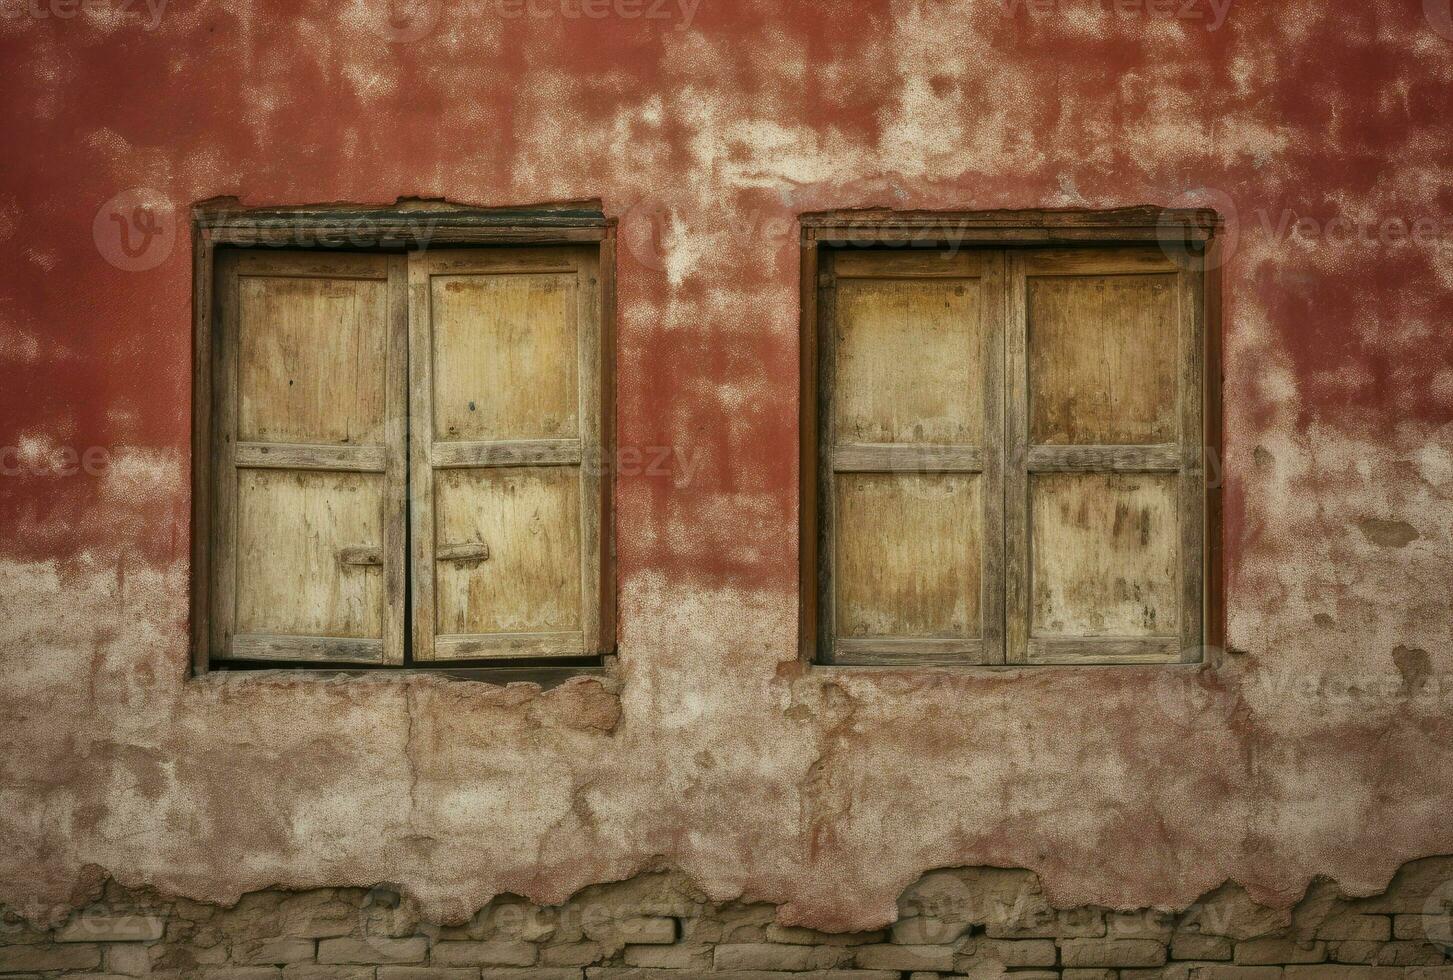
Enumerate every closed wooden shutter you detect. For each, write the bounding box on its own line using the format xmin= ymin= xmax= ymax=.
xmin=211 ymin=251 xmax=408 ymax=663
xmin=408 ymin=248 xmax=604 ymax=661
xmin=1005 ymin=246 xmax=1204 ymax=664
xmin=817 ymin=250 xmax=1005 ymax=664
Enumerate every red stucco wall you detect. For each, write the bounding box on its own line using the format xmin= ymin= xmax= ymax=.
xmin=1 ymin=0 xmax=1451 ymax=929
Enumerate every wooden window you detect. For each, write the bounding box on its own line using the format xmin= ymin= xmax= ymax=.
xmin=192 ymin=205 xmax=615 ymax=679
xmin=801 ymin=210 xmax=1221 ymax=667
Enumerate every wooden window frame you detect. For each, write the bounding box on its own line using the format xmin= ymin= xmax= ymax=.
xmin=799 ymin=207 xmax=1224 ymax=668
xmin=190 ymin=201 xmax=617 ymax=685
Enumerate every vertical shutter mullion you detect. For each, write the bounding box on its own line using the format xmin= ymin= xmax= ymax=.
xmin=576 ymin=250 xmax=602 ymax=653
xmin=381 ymin=255 xmax=409 ymax=664
xmin=407 ymin=252 xmax=437 ymax=662
xmin=210 ymin=251 xmax=241 ymax=658
xmin=1004 ymin=251 xmax=1031 ymax=665
xmin=982 ymin=250 xmax=1008 ymax=665
xmin=1178 ymin=260 xmax=1206 ymax=660
xmin=816 ymin=252 xmax=838 ymax=663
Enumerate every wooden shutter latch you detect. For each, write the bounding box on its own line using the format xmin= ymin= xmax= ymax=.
xmin=337 ymin=546 xmax=383 ymax=568
xmin=438 ymin=542 xmax=491 ymax=564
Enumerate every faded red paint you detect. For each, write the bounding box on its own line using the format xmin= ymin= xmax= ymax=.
xmin=1 ymin=0 xmax=1451 ymax=931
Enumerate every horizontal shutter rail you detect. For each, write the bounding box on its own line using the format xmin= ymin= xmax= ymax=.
xmin=834 ymin=637 xmax=984 ymax=665
xmin=234 ymin=442 xmax=388 ymax=472
xmin=833 ymin=443 xmax=983 ymax=473
xmin=432 ymin=438 xmax=583 ymax=469
xmin=1021 ymin=247 xmax=1179 ymax=276
xmin=434 ymin=630 xmax=586 ymax=660
xmin=234 ymin=252 xmax=389 ymax=279
xmin=1027 ymin=636 xmax=1181 ymax=664
xmin=831 ymin=253 xmax=986 ymax=279
xmin=229 ymin=633 xmax=385 ymax=663
xmin=204 ymin=225 xmax=606 ymax=250
xmin=419 ymin=254 xmax=581 ymax=276
xmin=1026 ymin=443 xmax=1182 ymax=472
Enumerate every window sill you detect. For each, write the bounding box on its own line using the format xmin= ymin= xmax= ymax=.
xmin=197 ymin=659 xmax=612 ymax=690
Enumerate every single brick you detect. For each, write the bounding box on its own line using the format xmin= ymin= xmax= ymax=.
xmin=853 ymin=943 xmax=955 ymax=971
xmin=765 ymin=925 xmax=885 ymax=946
xmin=1317 ymin=914 xmax=1391 ymax=941
xmin=233 ymin=937 xmax=317 ymax=965
xmin=714 ymin=942 xmax=850 ymax=971
xmin=480 ymin=971 xmax=583 ymax=980
xmin=540 ymin=941 xmax=603 ymax=966
xmin=1235 ymin=937 xmax=1326 ymax=965
xmin=199 ymin=969 xmax=284 ymax=980
xmin=958 ymin=937 xmax=1057 ymax=967
xmin=1332 ymin=941 xmax=1382 ymax=964
xmin=431 ymin=941 xmax=536 ymax=967
xmin=1061 ymin=937 xmax=1167 ymax=968
xmin=1172 ymin=932 xmax=1235 ymax=959
xmin=375 ymin=969 xmax=480 ymax=980
xmin=0 ymin=943 xmax=103 ymax=971
xmin=105 ymin=941 xmax=154 ymax=975
xmin=623 ymin=942 xmax=711 ymax=969
xmin=1285 ymin=967 xmax=1405 ymax=979
xmin=318 ymin=936 xmax=428 ymax=964
xmin=282 ymin=967 xmax=377 ymax=980
xmin=1394 ymin=914 xmax=1448 ymax=940
xmin=57 ymin=915 xmax=165 ymax=943
xmin=1064 ymin=970 xmax=1117 ymax=980
xmin=1357 ymin=940 xmax=1446 ymax=966
xmin=583 ymin=916 xmax=676 ymax=945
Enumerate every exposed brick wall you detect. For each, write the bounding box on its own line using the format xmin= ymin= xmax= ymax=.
xmin=5 ymin=857 xmax=1453 ymax=978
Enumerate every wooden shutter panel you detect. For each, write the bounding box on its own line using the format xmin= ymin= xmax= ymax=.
xmin=1006 ymin=246 xmax=1204 ymax=664
xmin=409 ymin=248 xmax=604 ymax=661
xmin=818 ymin=250 xmax=1005 ymax=665
xmin=211 ymin=251 xmax=407 ymax=663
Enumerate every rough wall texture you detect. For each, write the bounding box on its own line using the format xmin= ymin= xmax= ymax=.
xmin=1 ymin=0 xmax=1452 ymax=937
xmin=6 ymin=858 xmax=1453 ymax=978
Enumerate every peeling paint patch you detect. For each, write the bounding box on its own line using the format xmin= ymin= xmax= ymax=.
xmin=1357 ymin=518 xmax=1420 ymax=548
